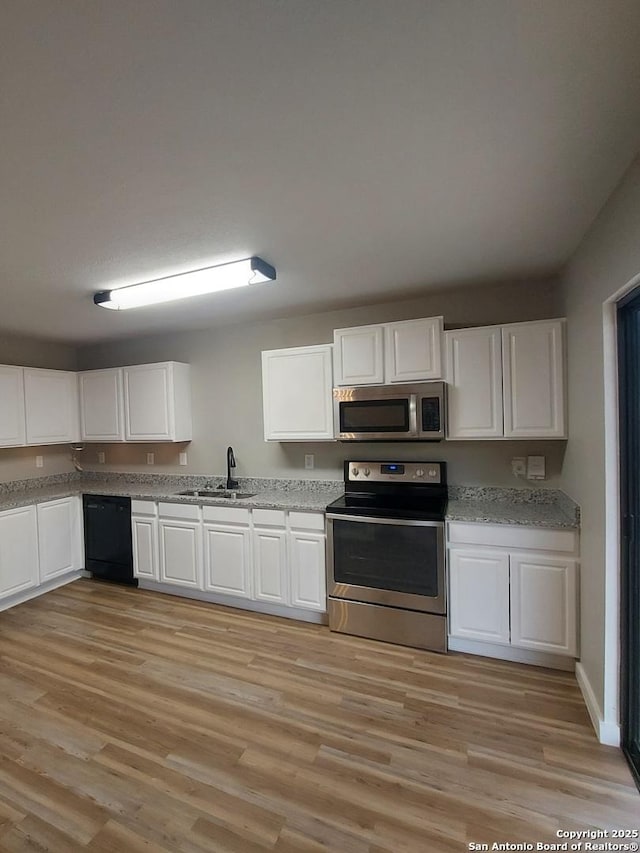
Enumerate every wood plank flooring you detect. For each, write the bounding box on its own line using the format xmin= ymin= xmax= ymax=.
xmin=0 ymin=579 xmax=636 ymax=852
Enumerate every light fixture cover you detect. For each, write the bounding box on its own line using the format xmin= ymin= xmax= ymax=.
xmin=94 ymin=256 xmax=276 ymax=310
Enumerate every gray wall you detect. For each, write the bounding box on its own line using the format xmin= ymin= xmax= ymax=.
xmin=0 ymin=332 xmax=78 ymax=482
xmin=77 ymin=277 xmax=566 ymax=485
xmin=561 ymin=154 xmax=640 ymax=721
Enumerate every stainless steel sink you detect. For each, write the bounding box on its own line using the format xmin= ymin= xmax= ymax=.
xmin=177 ymin=489 xmax=256 ymax=499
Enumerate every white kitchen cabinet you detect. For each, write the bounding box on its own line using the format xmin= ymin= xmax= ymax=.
xmin=23 ymin=368 xmax=79 ymax=445
xmin=0 ymin=365 xmax=26 ymax=447
xmin=448 ymin=548 xmax=510 ymax=644
xmin=123 ymin=362 xmax=192 ymax=442
xmin=78 ymin=368 xmax=125 ymax=442
xmin=502 ymin=320 xmax=566 ymax=438
xmin=262 ymin=345 xmax=334 ymax=441
xmin=36 ymin=497 xmax=82 ymax=582
xmin=158 ymin=506 xmax=202 ymax=589
xmin=333 ymin=325 xmax=385 ymax=386
xmin=0 ymin=505 xmax=39 ymax=599
xmin=447 ymin=522 xmax=579 ymax=663
xmin=384 ymin=317 xmax=443 ymax=383
xmin=289 ymin=530 xmax=326 ymax=611
xmin=253 ymin=527 xmax=288 ymax=604
xmin=445 ymin=326 xmax=503 ymax=439
xmin=132 ymin=502 xmax=159 ymax=581
xmin=510 ymin=552 xmax=577 ymax=656
xmin=204 ymin=522 xmax=252 ymax=598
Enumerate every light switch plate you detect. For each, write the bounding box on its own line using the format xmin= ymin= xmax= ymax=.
xmin=304 ymin=454 xmax=315 ymax=470
xmin=146 ymin=452 xmax=155 ymax=465
xmin=179 ymin=452 xmax=188 ymax=466
xmin=35 ymin=455 xmax=44 ymax=469
xmin=511 ymin=457 xmax=526 ymax=478
xmin=97 ymin=451 xmax=106 ymax=464
xmin=527 ymin=455 xmax=546 ymax=480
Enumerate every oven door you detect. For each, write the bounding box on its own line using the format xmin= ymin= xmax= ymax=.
xmin=326 ymin=514 xmax=445 ymax=614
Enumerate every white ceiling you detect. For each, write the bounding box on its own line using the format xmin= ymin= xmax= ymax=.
xmin=2 ymin=0 xmax=640 ymax=344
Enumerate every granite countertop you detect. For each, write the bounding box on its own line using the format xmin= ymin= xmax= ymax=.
xmin=0 ymin=474 xmax=580 ymax=529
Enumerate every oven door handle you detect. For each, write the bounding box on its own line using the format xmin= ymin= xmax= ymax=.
xmin=326 ymin=513 xmax=444 ymax=528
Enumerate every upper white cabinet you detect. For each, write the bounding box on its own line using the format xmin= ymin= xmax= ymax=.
xmin=0 ymin=365 xmax=26 ymax=447
xmin=123 ymin=362 xmax=192 ymax=442
xmin=78 ymin=368 xmax=125 ymax=442
xmin=23 ymin=368 xmax=79 ymax=445
xmin=384 ymin=317 xmax=443 ymax=383
xmin=445 ymin=326 xmax=503 ymax=439
xmin=333 ymin=325 xmax=385 ymax=386
xmin=262 ymin=345 xmax=334 ymax=441
xmin=36 ymin=497 xmax=82 ymax=583
xmin=445 ymin=318 xmax=567 ymax=440
xmin=334 ymin=317 xmax=443 ymax=386
xmin=502 ymin=320 xmax=566 ymax=438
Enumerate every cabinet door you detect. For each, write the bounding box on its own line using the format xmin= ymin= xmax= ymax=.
xmin=262 ymin=346 xmax=334 ymax=441
xmin=0 ymin=506 xmax=39 ymax=599
xmin=502 ymin=320 xmax=566 ymax=438
xmin=445 ymin=327 xmax=503 ymax=439
xmin=158 ymin=520 xmax=202 ymax=589
xmin=510 ymin=552 xmax=577 ymax=656
xmin=333 ymin=326 xmax=384 ymax=386
xmin=79 ymin=369 xmax=124 ymax=441
xmin=204 ymin=524 xmax=252 ymax=598
xmin=37 ymin=497 xmax=81 ymax=582
xmin=384 ymin=317 xmax=443 ymax=383
xmin=124 ymin=363 xmax=173 ymax=441
xmin=448 ymin=548 xmax=510 ymax=644
xmin=0 ymin=365 xmax=26 ymax=447
xmin=24 ymin=369 xmax=79 ymax=445
xmin=253 ymin=528 xmax=288 ymax=604
xmin=289 ymin=530 xmax=326 ymax=611
xmin=132 ymin=516 xmax=159 ymax=580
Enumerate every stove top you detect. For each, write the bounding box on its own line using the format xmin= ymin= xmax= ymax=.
xmin=326 ymin=460 xmax=448 ymax=522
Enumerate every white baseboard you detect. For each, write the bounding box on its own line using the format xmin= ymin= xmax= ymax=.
xmin=138 ymin=580 xmax=327 ymax=625
xmin=447 ymin=636 xmax=575 ymax=671
xmin=0 ymin=571 xmax=84 ymax=613
xmin=575 ymin=661 xmax=620 ymax=746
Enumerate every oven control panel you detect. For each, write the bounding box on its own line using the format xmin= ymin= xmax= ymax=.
xmin=347 ymin=461 xmax=443 ymax=484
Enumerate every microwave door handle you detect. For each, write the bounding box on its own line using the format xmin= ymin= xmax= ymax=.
xmin=408 ymin=395 xmax=418 ymax=435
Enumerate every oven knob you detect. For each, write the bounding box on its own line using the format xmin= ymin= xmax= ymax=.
xmin=416 ymin=468 xmax=425 ymax=477
xmin=428 ymin=468 xmax=437 ymax=478
xmin=352 ymin=467 xmax=359 ymax=476
xmin=363 ymin=467 xmax=370 ymax=477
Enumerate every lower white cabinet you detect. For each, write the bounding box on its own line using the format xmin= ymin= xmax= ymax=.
xmin=0 ymin=505 xmax=39 ymax=599
xmin=253 ymin=527 xmax=288 ymax=604
xmin=289 ymin=530 xmax=326 ymax=611
xmin=132 ymin=501 xmax=159 ymax=581
xmin=447 ymin=522 xmax=579 ymax=662
xmin=204 ymin=523 xmax=252 ymax=598
xmin=509 ymin=552 xmax=577 ymax=656
xmin=159 ymin=519 xmax=202 ymax=589
xmin=36 ymin=497 xmax=82 ymax=582
xmin=448 ymin=549 xmax=510 ymax=644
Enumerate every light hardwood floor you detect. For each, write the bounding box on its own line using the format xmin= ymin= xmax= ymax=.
xmin=0 ymin=579 xmax=636 ymax=852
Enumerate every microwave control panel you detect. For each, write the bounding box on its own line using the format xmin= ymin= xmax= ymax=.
xmin=347 ymin=461 xmax=443 ymax=484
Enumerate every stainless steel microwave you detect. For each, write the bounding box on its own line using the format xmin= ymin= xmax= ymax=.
xmin=333 ymin=382 xmax=446 ymax=441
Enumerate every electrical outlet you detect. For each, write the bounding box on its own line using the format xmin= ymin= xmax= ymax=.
xmin=146 ymin=452 xmax=155 ymax=465
xmin=511 ymin=457 xmax=526 ymax=478
xmin=97 ymin=452 xmax=106 ymax=464
xmin=179 ymin=452 xmax=188 ymax=466
xmin=35 ymin=455 xmax=44 ymax=469
xmin=304 ymin=454 xmax=315 ymax=470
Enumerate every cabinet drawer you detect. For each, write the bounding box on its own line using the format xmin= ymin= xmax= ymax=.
xmin=447 ymin=522 xmax=577 ymax=554
xmin=158 ymin=502 xmax=201 ymax=522
xmin=253 ymin=509 xmax=286 ymax=527
xmin=131 ymin=500 xmax=157 ymax=517
xmin=202 ymin=505 xmax=251 ymax=525
xmin=289 ymin=511 xmax=325 ymax=531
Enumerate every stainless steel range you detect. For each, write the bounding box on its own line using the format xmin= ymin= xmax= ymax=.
xmin=326 ymin=460 xmax=447 ymax=652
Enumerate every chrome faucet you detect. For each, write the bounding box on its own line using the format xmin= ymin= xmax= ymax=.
xmin=226 ymin=446 xmax=239 ymax=490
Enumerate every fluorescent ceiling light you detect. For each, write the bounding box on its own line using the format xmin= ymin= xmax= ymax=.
xmin=94 ymin=256 xmax=276 ymax=310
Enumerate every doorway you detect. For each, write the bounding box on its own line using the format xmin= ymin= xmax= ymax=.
xmin=617 ymin=288 xmax=640 ymax=787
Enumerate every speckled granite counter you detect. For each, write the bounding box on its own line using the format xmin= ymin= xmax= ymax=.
xmin=0 ymin=474 xmax=579 ymax=528
xmin=0 ymin=472 xmax=343 ymax=514
xmin=446 ymin=486 xmax=580 ymax=529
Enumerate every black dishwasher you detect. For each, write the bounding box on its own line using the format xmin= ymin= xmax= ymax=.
xmin=83 ymin=495 xmax=137 ymax=585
